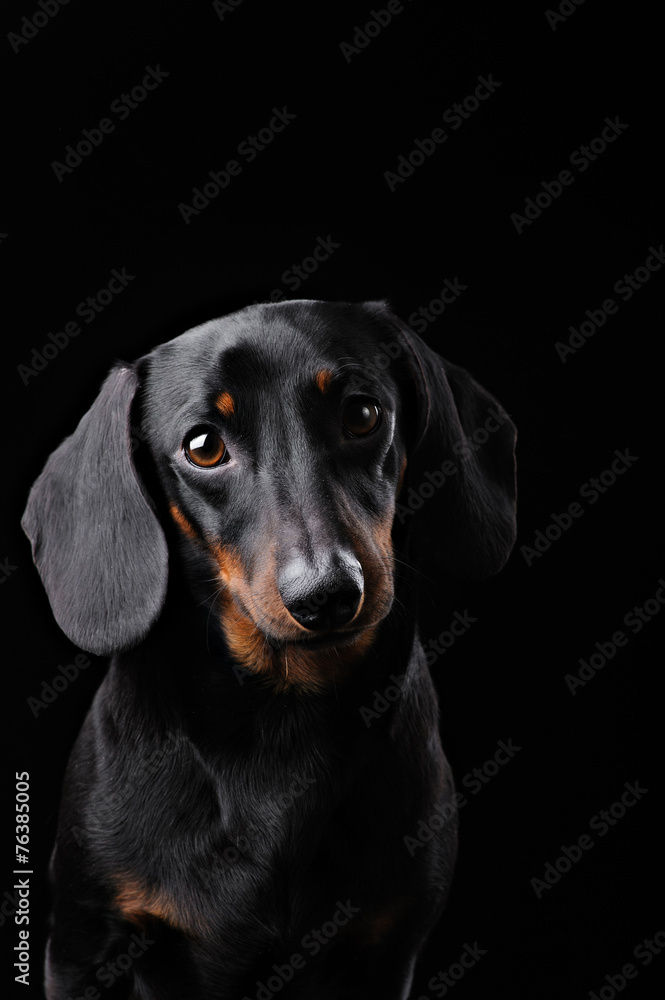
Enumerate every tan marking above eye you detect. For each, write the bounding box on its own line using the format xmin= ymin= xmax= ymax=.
xmin=215 ymin=391 xmax=235 ymax=417
xmin=315 ymin=369 xmax=334 ymax=394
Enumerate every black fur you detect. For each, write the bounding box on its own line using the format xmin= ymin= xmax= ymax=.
xmin=22 ymin=300 xmax=516 ymax=999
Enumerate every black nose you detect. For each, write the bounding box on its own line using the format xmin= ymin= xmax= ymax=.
xmin=278 ymin=555 xmax=363 ymax=631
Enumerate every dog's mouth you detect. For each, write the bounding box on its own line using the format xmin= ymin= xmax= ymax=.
xmin=210 ymin=544 xmax=392 ymax=688
xmin=217 ymin=593 xmax=381 ymax=689
xmin=207 ymin=529 xmax=395 ymax=687
xmin=265 ymin=627 xmax=367 ymax=652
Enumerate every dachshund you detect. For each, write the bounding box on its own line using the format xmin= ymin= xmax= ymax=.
xmin=22 ymin=299 xmax=517 ymax=999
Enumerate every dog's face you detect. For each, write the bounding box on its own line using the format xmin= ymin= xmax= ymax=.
xmin=140 ymin=302 xmax=406 ymax=687
xmin=22 ymin=299 xmax=517 ymax=690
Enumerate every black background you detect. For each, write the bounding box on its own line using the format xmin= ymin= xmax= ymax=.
xmin=1 ymin=1 xmax=662 ymax=997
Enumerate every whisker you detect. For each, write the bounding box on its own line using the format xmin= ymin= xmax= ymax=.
xmin=205 ymin=587 xmax=225 ymax=652
xmin=391 ymin=554 xmax=438 ymax=588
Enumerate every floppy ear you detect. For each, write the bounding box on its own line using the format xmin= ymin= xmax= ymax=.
xmin=21 ymin=365 xmax=168 ymax=655
xmin=368 ymin=303 xmax=517 ymax=580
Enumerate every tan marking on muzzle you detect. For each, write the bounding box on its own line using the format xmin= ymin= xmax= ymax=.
xmin=169 ymin=504 xmax=197 ymax=540
xmin=207 ymin=539 xmax=380 ymax=692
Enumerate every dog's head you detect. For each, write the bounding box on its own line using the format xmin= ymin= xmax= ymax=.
xmin=22 ymin=300 xmax=516 ymax=689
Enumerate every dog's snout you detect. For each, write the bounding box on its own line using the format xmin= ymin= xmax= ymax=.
xmin=278 ymin=553 xmax=364 ymax=631
xmin=287 ymin=582 xmax=361 ymax=630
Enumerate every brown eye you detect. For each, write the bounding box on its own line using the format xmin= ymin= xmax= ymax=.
xmin=342 ymin=398 xmax=381 ymax=437
xmin=184 ymin=427 xmax=227 ymax=467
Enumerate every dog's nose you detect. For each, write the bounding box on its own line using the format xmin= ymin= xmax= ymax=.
xmin=278 ymin=554 xmax=363 ymax=631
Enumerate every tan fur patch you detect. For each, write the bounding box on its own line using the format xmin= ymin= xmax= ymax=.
xmin=314 ymin=369 xmax=333 ymax=394
xmin=207 ymin=540 xmax=381 ymax=693
xmin=114 ymin=876 xmax=203 ymax=938
xmin=354 ymin=898 xmax=411 ymax=948
xmin=397 ymin=455 xmax=408 ymax=495
xmin=215 ymin=391 xmax=235 ymax=417
xmin=169 ymin=504 xmax=197 ymax=540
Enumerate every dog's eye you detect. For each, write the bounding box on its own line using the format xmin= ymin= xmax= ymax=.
xmin=342 ymin=399 xmax=381 ymax=437
xmin=184 ymin=427 xmax=227 ymax=467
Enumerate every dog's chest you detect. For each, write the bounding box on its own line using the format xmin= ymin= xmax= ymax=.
xmin=106 ymin=717 xmax=398 ymax=946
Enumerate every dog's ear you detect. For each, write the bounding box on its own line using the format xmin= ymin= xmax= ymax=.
xmin=21 ymin=365 xmax=168 ymax=655
xmin=365 ymin=302 xmax=517 ymax=581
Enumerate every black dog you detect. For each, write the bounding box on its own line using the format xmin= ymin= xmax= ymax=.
xmin=23 ymin=299 xmax=516 ymax=999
